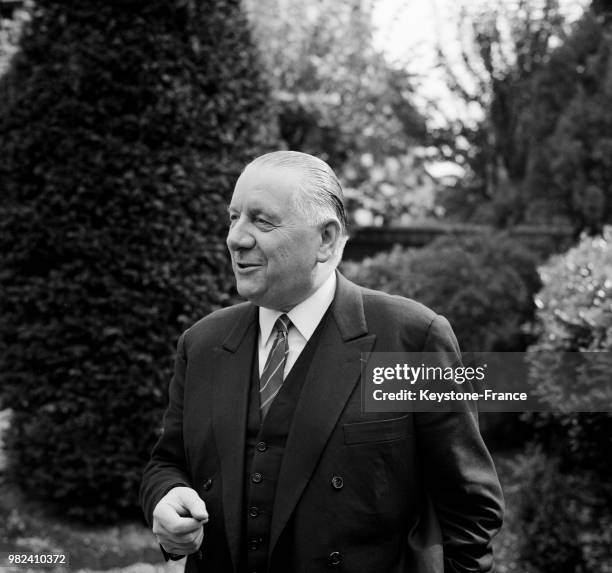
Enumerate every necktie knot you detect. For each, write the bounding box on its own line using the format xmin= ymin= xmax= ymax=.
xmin=275 ymin=314 xmax=291 ymax=336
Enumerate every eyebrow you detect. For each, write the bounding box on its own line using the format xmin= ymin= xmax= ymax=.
xmin=227 ymin=205 xmax=278 ymax=220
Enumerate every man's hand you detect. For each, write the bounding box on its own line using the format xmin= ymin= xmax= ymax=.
xmin=152 ymin=486 xmax=209 ymax=556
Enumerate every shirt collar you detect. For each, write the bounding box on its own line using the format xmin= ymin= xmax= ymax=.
xmin=259 ymin=272 xmax=337 ymax=345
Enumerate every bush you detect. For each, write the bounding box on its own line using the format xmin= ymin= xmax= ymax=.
xmin=526 ymin=227 xmax=612 ymax=475
xmin=0 ymin=0 xmax=277 ymax=521
xmin=509 ymin=445 xmax=610 ymax=573
xmin=342 ymin=231 xmax=541 ymax=352
xmin=518 ymin=228 xmax=612 ymax=572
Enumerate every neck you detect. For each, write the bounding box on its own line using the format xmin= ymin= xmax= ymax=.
xmin=276 ymin=267 xmax=335 ymax=313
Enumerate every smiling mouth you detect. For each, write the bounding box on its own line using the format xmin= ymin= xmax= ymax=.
xmin=236 ymin=262 xmax=262 ymax=270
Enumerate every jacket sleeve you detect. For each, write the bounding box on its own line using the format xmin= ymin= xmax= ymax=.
xmin=416 ymin=315 xmax=504 ymax=573
xmin=139 ymin=332 xmax=192 ymax=528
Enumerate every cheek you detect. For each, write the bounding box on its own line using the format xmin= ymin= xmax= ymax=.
xmin=269 ymin=241 xmax=294 ymax=263
xmin=283 ymin=244 xmax=311 ymax=270
xmin=265 ymin=232 xmax=317 ymax=274
xmin=272 ymin=251 xmax=297 ymax=276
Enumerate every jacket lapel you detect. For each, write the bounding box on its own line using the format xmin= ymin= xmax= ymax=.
xmin=269 ymin=273 xmax=376 ymax=555
xmin=212 ymin=303 xmax=258 ymax=573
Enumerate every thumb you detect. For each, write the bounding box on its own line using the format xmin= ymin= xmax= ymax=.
xmin=179 ymin=489 xmax=209 ymax=522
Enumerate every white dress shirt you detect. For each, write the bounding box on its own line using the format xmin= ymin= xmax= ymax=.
xmin=258 ymin=272 xmax=336 ymax=378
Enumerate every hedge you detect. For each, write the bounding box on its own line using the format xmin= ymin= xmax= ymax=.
xmin=342 ymin=231 xmax=541 ymax=352
xmin=0 ymin=0 xmax=277 ymax=521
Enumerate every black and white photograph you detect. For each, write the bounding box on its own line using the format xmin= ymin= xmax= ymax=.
xmin=1 ymin=1 xmax=611 ymax=572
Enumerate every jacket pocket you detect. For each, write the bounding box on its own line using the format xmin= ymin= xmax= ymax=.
xmin=343 ymin=415 xmax=412 ymax=445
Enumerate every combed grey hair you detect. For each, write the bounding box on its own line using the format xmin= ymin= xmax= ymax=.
xmin=245 ymin=150 xmax=349 ymax=238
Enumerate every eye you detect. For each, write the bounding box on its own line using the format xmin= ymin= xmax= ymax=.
xmin=254 ymin=216 xmax=274 ymax=229
xmin=228 ymin=212 xmax=239 ymax=225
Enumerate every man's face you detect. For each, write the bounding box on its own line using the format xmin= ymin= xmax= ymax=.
xmin=226 ymin=165 xmax=323 ymax=311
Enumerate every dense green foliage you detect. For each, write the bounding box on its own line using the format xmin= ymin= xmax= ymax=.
xmin=0 ymin=0 xmax=277 ymax=520
xmin=342 ymin=232 xmax=541 ymax=352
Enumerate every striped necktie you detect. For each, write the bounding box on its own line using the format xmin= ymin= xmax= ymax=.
xmin=260 ymin=314 xmax=291 ymax=418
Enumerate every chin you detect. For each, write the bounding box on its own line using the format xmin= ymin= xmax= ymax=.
xmin=236 ymin=283 xmax=261 ymax=303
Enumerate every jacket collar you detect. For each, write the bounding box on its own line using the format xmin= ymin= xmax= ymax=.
xmin=221 ymin=270 xmax=368 ymax=352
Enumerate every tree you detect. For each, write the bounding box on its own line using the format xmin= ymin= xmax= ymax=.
xmin=433 ymin=0 xmax=573 ymax=226
xmin=244 ymin=0 xmax=432 ymax=226
xmin=540 ymin=6 xmax=612 ymax=234
xmin=0 ymin=0 xmax=277 ymax=520
xmin=434 ymin=0 xmax=612 ymax=235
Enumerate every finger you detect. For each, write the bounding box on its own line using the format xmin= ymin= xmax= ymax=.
xmin=171 ymin=490 xmax=209 ymax=522
xmin=170 ymin=528 xmax=202 ymax=546
xmin=154 ymin=501 xmax=206 ymax=532
xmin=155 ymin=515 xmax=205 ymax=536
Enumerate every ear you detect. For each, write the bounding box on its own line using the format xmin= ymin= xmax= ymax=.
xmin=316 ymin=220 xmax=341 ymax=263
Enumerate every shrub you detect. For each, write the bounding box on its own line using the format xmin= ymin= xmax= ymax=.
xmin=0 ymin=0 xmax=277 ymax=521
xmin=526 ymin=227 xmax=612 ymax=475
xmin=508 ymin=445 xmax=609 ymax=573
xmin=518 ymin=228 xmax=612 ymax=571
xmin=342 ymin=231 xmax=541 ymax=352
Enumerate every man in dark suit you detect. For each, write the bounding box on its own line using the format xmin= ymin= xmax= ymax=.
xmin=140 ymin=151 xmax=504 ymax=573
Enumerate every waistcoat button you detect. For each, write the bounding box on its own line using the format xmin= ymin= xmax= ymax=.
xmin=248 ymin=537 xmax=262 ymax=551
xmin=251 ymin=472 xmax=263 ymax=484
xmin=248 ymin=506 xmax=259 ymax=518
xmin=331 ymin=475 xmax=344 ymax=489
xmin=203 ymin=478 xmax=213 ymax=491
xmin=256 ymin=441 xmax=267 ymax=452
xmin=328 ymin=551 xmax=342 ymax=566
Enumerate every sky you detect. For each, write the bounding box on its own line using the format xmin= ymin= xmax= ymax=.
xmin=372 ymin=0 xmax=463 ymax=124
xmin=372 ymin=0 xmax=590 ymax=124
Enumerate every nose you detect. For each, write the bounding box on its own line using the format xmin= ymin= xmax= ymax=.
xmin=226 ymin=217 xmax=256 ymax=251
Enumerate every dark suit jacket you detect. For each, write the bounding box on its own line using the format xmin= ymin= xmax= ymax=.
xmin=140 ymin=273 xmax=504 ymax=573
